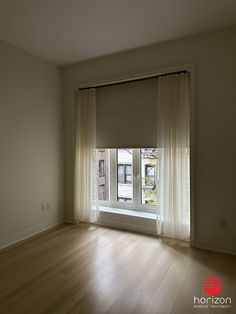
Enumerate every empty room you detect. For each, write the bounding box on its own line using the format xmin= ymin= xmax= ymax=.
xmin=0 ymin=1 xmax=236 ymax=313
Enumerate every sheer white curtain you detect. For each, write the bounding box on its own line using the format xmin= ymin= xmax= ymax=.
xmin=157 ymin=73 xmax=190 ymax=240
xmin=74 ymin=89 xmax=98 ymax=223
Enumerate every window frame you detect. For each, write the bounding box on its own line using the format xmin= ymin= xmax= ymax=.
xmin=98 ymin=148 xmax=158 ymax=214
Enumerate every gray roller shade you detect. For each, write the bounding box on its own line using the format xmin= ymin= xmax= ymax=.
xmin=96 ymin=78 xmax=158 ymax=148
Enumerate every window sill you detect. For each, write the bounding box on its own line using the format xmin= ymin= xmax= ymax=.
xmin=99 ymin=206 xmax=156 ymax=220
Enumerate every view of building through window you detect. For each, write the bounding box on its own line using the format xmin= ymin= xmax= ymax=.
xmin=117 ymin=149 xmax=133 ymax=203
xmin=96 ymin=148 xmax=158 ymax=210
xmin=99 ymin=160 xmax=105 ymax=176
xmin=96 ymin=149 xmax=109 ymax=201
xmin=141 ymin=148 xmax=158 ymax=206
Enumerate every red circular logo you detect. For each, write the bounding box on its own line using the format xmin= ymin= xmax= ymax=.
xmin=203 ymin=276 xmax=222 ymax=295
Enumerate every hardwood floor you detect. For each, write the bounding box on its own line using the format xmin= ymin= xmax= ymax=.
xmin=0 ymin=224 xmax=235 ymax=314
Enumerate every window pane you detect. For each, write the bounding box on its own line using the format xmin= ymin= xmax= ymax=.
xmin=117 ymin=149 xmax=133 ymax=202
xmin=96 ymin=149 xmax=109 ymax=201
xmin=141 ymin=148 xmax=158 ymax=206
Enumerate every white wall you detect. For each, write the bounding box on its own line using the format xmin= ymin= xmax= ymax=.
xmin=0 ymin=41 xmax=64 ymax=248
xmin=63 ymin=26 xmax=236 ymax=255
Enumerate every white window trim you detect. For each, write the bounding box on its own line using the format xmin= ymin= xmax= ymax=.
xmin=97 ymin=148 xmax=158 ymax=214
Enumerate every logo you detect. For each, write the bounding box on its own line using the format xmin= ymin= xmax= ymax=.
xmin=203 ymin=276 xmax=222 ymax=295
xmin=193 ymin=276 xmax=232 ymax=310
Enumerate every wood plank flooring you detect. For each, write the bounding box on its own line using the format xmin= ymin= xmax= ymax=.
xmin=0 ymin=223 xmax=235 ymax=314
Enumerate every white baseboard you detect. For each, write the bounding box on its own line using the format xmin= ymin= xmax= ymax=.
xmin=0 ymin=218 xmax=64 ymax=250
xmin=194 ymin=240 xmax=236 ymax=256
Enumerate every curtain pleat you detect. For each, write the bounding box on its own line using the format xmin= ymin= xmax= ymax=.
xmin=157 ymin=73 xmax=190 ymax=240
xmin=74 ymin=89 xmax=98 ymax=223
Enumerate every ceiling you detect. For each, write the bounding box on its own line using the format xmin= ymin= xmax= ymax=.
xmin=0 ymin=0 xmax=236 ymax=66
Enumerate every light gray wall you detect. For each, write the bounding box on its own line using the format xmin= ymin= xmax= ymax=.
xmin=63 ymin=26 xmax=236 ymax=254
xmin=0 ymin=40 xmax=64 ymax=248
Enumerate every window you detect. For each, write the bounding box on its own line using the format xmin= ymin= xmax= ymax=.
xmin=99 ymin=160 xmax=105 ymax=176
xmin=96 ymin=148 xmax=158 ymax=213
xmin=145 ymin=165 xmax=155 ymax=184
xmin=118 ymin=164 xmax=132 ymax=184
xmin=98 ymin=184 xmax=105 ymax=200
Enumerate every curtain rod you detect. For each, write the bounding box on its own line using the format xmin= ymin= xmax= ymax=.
xmin=78 ymin=70 xmax=187 ymax=91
